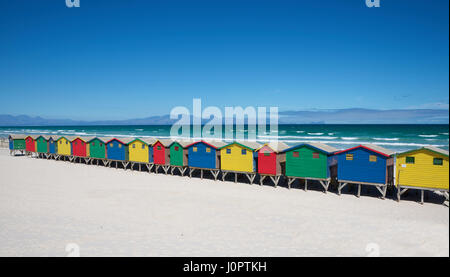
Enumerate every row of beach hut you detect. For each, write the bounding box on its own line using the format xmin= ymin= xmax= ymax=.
xmin=8 ymin=134 xmax=449 ymax=204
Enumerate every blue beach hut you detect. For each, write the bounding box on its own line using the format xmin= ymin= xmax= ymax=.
xmin=105 ymin=137 xmax=133 ymax=161
xmin=334 ymin=144 xmax=395 ymax=198
xmin=186 ymin=140 xmax=226 ymax=180
xmin=46 ymin=135 xmax=57 ymax=155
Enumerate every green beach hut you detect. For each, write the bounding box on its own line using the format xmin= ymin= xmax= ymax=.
xmin=35 ymin=135 xmax=49 ymax=155
xmin=282 ymin=142 xmax=338 ymax=191
xmin=8 ymin=134 xmax=26 ymax=155
xmin=169 ymin=140 xmax=191 ymax=175
xmin=88 ymin=137 xmax=107 ymax=159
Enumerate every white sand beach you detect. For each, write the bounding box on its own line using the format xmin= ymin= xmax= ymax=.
xmin=0 ymin=148 xmax=448 ymax=257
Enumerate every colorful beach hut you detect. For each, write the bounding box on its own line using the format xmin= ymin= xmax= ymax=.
xmin=153 ymin=139 xmax=172 ymax=174
xmin=105 ymin=137 xmax=134 ymax=169
xmin=128 ymin=137 xmax=156 ymax=171
xmin=334 ymin=144 xmax=395 ymax=198
xmin=87 ymin=137 xmax=108 ymax=165
xmin=282 ymin=142 xmax=338 ymax=191
xmin=168 ymin=140 xmax=191 ymax=175
xmin=35 ymin=135 xmax=49 ymax=156
xmin=8 ymin=134 xmax=26 ymax=155
xmin=46 ymin=135 xmax=57 ymax=158
xmin=219 ymin=141 xmax=261 ymax=184
xmin=186 ymin=140 xmax=226 ymax=180
xmin=56 ymin=136 xmax=73 ymax=160
xmin=395 ymin=146 xmax=449 ymax=204
xmin=70 ymin=137 xmax=94 ymax=163
xmin=255 ymin=142 xmax=289 ymax=186
xmin=25 ymin=135 xmax=37 ymax=154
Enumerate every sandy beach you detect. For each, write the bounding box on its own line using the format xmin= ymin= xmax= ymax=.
xmin=0 ymin=148 xmax=448 ymax=257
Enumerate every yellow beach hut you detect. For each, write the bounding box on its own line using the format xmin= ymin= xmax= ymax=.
xmin=128 ymin=138 xmax=156 ymax=171
xmin=56 ymin=136 xmax=73 ymax=160
xmin=395 ymin=146 xmax=449 ymax=204
xmin=219 ymin=141 xmax=261 ymax=184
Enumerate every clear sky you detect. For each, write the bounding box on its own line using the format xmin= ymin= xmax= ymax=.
xmin=0 ymin=0 xmax=448 ymax=120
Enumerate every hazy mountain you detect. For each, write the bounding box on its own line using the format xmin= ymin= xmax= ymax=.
xmin=0 ymin=108 xmax=448 ymax=126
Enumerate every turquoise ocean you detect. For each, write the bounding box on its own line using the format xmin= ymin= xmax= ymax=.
xmin=0 ymin=124 xmax=448 ymax=152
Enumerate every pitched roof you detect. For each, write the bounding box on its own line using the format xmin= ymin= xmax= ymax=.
xmin=397 ymin=146 xmax=449 ymax=157
xmin=72 ymin=136 xmax=96 ymax=142
xmin=43 ymin=135 xmax=59 ymax=140
xmin=140 ymin=137 xmax=158 ymax=145
xmin=87 ymin=136 xmax=108 ymax=143
xmin=99 ymin=136 xmax=115 ymax=143
xmin=282 ymin=142 xmax=338 ymax=154
xmin=105 ymin=137 xmax=135 ymax=144
xmin=155 ymin=139 xmax=173 ymax=147
xmin=256 ymin=142 xmax=289 ymax=152
xmin=9 ymin=134 xmax=26 ymax=139
xmin=220 ymin=141 xmax=262 ymax=151
xmin=424 ymin=146 xmax=449 ymax=156
xmin=64 ymin=136 xmax=78 ymax=142
xmin=361 ymin=144 xmax=395 ymax=156
xmin=170 ymin=139 xmax=193 ymax=148
xmin=186 ymin=140 xmax=226 ymax=149
xmin=117 ymin=137 xmax=135 ymax=144
xmin=56 ymin=136 xmax=70 ymax=141
xmin=335 ymin=144 xmax=394 ymax=157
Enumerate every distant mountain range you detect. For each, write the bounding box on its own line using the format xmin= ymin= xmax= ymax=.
xmin=0 ymin=108 xmax=448 ymax=126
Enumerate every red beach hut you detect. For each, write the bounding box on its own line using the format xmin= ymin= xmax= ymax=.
xmin=257 ymin=142 xmax=289 ymax=176
xmin=71 ymin=137 xmax=93 ymax=158
xmin=25 ymin=135 xmax=36 ymax=152
xmin=256 ymin=142 xmax=289 ymax=186
xmin=153 ymin=139 xmax=172 ymax=165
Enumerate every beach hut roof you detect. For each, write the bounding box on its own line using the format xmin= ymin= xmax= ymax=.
xmin=128 ymin=137 xmax=157 ymax=146
xmin=141 ymin=137 xmax=158 ymax=145
xmin=56 ymin=136 xmax=69 ymax=141
xmin=397 ymin=146 xmax=449 ymax=157
xmin=220 ymin=141 xmax=262 ymax=151
xmin=282 ymin=142 xmax=338 ymax=154
xmin=72 ymin=136 xmax=96 ymax=142
xmin=63 ymin=135 xmax=77 ymax=142
xmin=25 ymin=135 xmax=39 ymax=139
xmin=154 ymin=139 xmax=173 ymax=147
xmin=105 ymin=137 xmax=135 ymax=144
xmin=186 ymin=140 xmax=226 ymax=149
xmin=263 ymin=141 xmax=290 ymax=152
xmin=86 ymin=136 xmax=107 ymax=143
xmin=335 ymin=144 xmax=394 ymax=157
xmin=43 ymin=135 xmax=59 ymax=140
xmin=98 ymin=136 xmax=115 ymax=143
xmin=169 ymin=139 xmax=193 ymax=148
xmin=9 ymin=134 xmax=26 ymax=139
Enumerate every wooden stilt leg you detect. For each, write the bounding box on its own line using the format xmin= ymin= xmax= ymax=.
xmin=357 ymin=184 xmax=361 ymax=198
xmin=420 ymin=190 xmax=424 ymax=205
xmin=305 ymin=179 xmax=308 ymax=191
xmin=234 ymin=173 xmax=237 ymax=183
xmin=211 ymin=170 xmax=219 ymax=181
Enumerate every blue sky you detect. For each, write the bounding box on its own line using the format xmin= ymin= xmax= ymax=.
xmin=0 ymin=0 xmax=448 ymax=120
